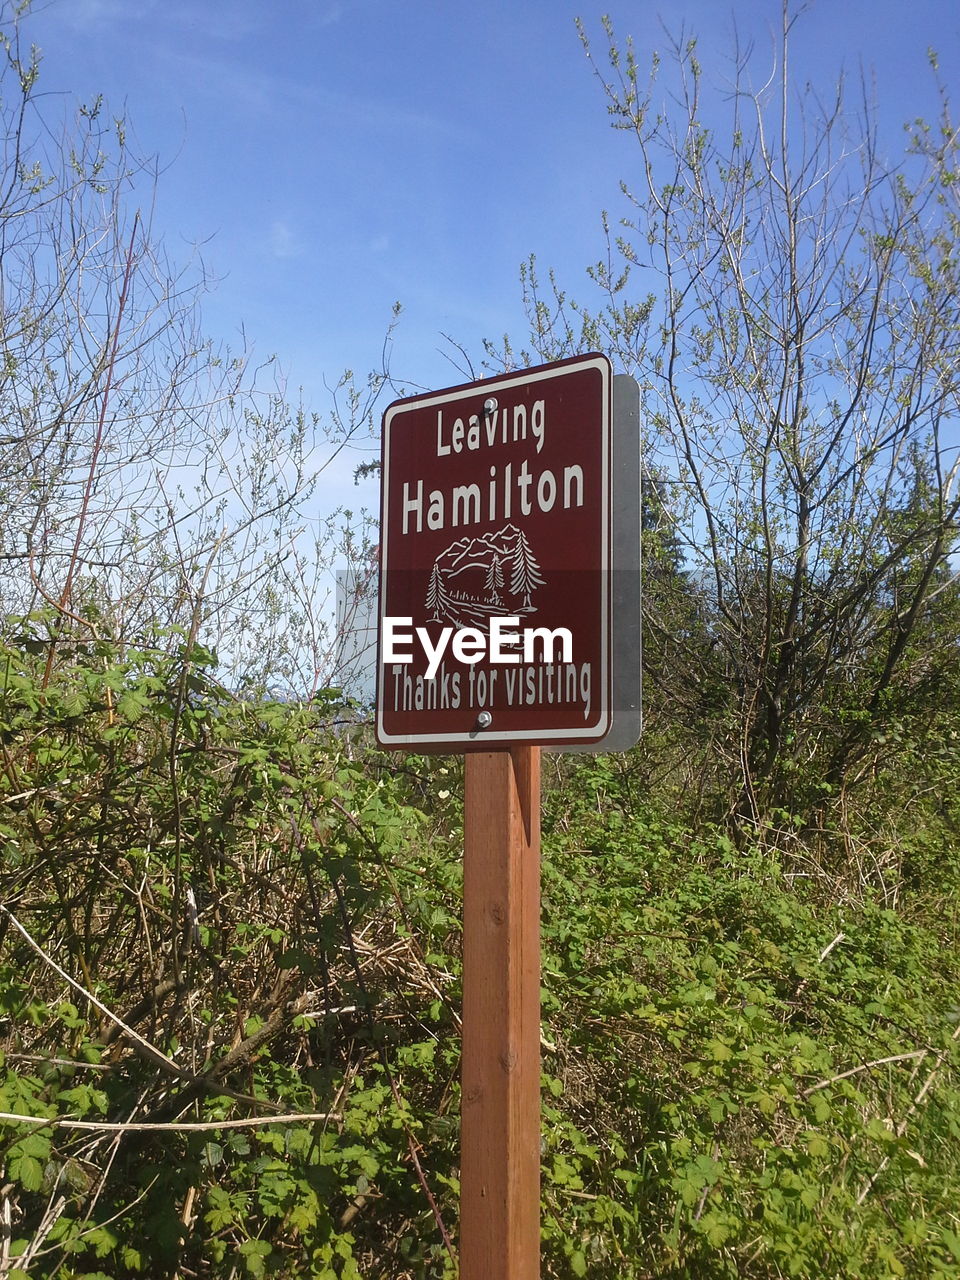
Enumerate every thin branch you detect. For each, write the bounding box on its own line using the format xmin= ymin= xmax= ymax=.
xmin=42 ymin=210 xmax=142 ymax=689
xmin=1 ymin=904 xmax=181 ymax=1074
xmin=0 ymin=905 xmax=278 ymax=1113
xmin=856 ymin=1022 xmax=960 ymax=1205
xmin=0 ymin=1110 xmax=340 ymax=1133
xmin=801 ymin=1049 xmax=928 ymax=1098
xmin=818 ymin=931 xmax=846 ymax=962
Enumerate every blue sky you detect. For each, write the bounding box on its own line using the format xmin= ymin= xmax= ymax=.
xmin=16 ymin=0 xmax=960 ymax=500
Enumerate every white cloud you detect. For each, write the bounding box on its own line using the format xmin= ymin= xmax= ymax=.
xmin=268 ymin=220 xmax=302 ymax=259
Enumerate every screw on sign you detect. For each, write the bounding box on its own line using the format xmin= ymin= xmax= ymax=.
xmin=376 ymin=353 xmax=612 ymax=751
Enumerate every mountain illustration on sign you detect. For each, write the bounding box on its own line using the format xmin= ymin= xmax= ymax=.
xmin=425 ymin=524 xmax=545 ymax=628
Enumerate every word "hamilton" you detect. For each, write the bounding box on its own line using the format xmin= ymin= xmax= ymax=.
xmin=401 ymin=461 xmax=584 ymax=535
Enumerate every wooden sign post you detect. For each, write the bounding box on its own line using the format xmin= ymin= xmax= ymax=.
xmin=460 ymin=746 xmax=541 ymax=1280
xmin=375 ymin=358 xmax=640 ymax=1278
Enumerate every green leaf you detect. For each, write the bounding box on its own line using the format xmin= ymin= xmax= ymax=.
xmin=204 ymin=1187 xmax=236 ymax=1232
xmin=705 ymin=1038 xmax=732 ymax=1062
xmin=940 ymin=1228 xmax=960 ymax=1263
xmin=239 ymin=1238 xmax=271 ymax=1277
xmin=87 ymin=1223 xmax=119 ymax=1258
xmin=9 ymin=1152 xmax=43 ymax=1191
xmin=204 ymin=1141 xmax=224 ymax=1167
xmin=806 ymin=1134 xmax=830 ymax=1158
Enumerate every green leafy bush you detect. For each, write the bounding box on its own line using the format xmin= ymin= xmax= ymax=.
xmin=4 ymin=633 xmax=960 ymax=1277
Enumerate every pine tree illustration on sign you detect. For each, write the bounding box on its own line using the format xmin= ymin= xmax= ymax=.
xmin=425 ymin=563 xmax=444 ymax=621
xmin=485 ymin=553 xmax=504 ymax=606
xmin=422 ymin=525 xmax=546 ymax=629
xmin=509 ymin=530 xmax=545 ymax=611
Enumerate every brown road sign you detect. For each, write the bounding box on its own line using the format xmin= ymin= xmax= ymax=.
xmin=376 ymin=354 xmax=613 ymax=750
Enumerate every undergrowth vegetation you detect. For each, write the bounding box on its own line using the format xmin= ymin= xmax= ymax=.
xmin=3 ymin=631 xmax=960 ymax=1278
